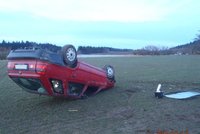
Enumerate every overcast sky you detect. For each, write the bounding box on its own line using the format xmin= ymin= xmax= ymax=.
xmin=0 ymin=0 xmax=200 ymax=49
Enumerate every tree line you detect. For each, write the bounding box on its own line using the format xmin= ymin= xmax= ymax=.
xmin=132 ymin=40 xmax=200 ymax=55
xmin=0 ymin=40 xmax=61 ymax=60
xmin=1 ymin=32 xmax=200 ymax=59
xmin=77 ymin=46 xmax=133 ymax=54
xmin=133 ymin=32 xmax=200 ymax=55
xmin=0 ymin=40 xmax=61 ymax=52
xmin=170 ymin=39 xmax=200 ymax=55
xmin=133 ymin=45 xmax=172 ymax=55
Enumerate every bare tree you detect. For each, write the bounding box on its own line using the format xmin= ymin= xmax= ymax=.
xmin=143 ymin=45 xmax=159 ymax=52
xmin=194 ymin=31 xmax=200 ymax=41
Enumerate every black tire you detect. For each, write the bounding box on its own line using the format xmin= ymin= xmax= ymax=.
xmin=62 ymin=45 xmax=77 ymax=68
xmin=103 ymin=65 xmax=115 ymax=82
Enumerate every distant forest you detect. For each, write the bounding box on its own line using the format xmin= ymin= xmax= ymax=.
xmin=78 ymin=46 xmax=133 ymax=54
xmin=0 ymin=33 xmax=200 ymax=59
xmin=133 ymin=33 xmax=200 ymax=55
xmin=170 ymin=39 xmax=200 ymax=54
xmin=0 ymin=40 xmax=61 ymax=52
xmin=0 ymin=40 xmax=61 ymax=60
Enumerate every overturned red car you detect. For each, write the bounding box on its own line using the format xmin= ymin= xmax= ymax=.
xmin=7 ymin=45 xmax=115 ymax=99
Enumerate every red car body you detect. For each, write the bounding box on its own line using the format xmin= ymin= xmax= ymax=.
xmin=7 ymin=45 xmax=115 ymax=99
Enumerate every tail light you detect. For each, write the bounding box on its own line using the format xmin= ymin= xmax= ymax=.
xmin=36 ymin=64 xmax=47 ymax=74
xmin=7 ymin=62 xmax=14 ymax=70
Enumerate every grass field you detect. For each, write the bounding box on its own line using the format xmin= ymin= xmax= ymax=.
xmin=0 ymin=55 xmax=200 ymax=134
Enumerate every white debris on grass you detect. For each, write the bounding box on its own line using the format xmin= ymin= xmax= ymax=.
xmin=165 ymin=91 xmax=200 ymax=99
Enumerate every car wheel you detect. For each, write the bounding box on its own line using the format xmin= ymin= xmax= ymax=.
xmin=103 ymin=65 xmax=115 ymax=81
xmin=62 ymin=45 xmax=77 ymax=68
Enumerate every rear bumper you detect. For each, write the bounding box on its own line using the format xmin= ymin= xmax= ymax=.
xmin=8 ymin=71 xmax=69 ymax=97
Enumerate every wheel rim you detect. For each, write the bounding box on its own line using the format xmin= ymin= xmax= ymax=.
xmin=66 ymin=48 xmax=76 ymax=62
xmin=107 ymin=67 xmax=114 ymax=78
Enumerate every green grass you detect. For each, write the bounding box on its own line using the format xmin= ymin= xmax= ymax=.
xmin=1 ymin=55 xmax=200 ymax=134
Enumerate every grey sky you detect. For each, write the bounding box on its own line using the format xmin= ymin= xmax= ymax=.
xmin=0 ymin=0 xmax=200 ymax=49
